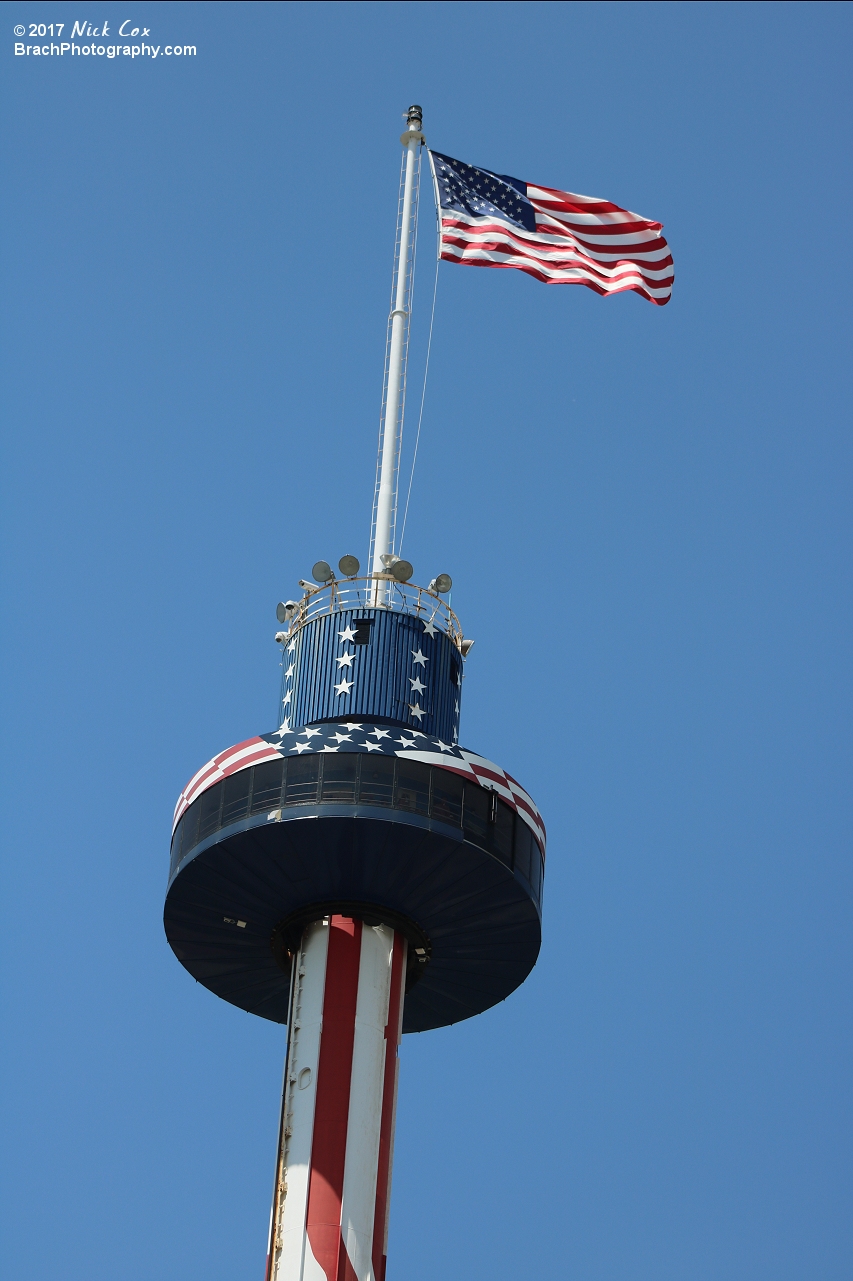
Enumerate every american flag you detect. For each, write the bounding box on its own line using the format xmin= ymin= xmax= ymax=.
xmin=172 ymin=721 xmax=546 ymax=854
xmin=430 ymin=150 xmax=673 ymax=305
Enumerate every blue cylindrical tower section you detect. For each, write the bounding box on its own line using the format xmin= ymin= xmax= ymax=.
xmin=282 ymin=607 xmax=462 ymax=741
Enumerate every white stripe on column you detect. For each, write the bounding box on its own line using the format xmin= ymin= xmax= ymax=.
xmin=339 ymin=923 xmax=396 ymax=1281
xmin=272 ymin=921 xmax=330 ymax=1281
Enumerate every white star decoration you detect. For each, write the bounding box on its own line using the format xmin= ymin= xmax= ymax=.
xmin=334 ymin=677 xmax=354 ymax=696
xmin=338 ymin=625 xmax=357 ymax=643
xmin=273 ymin=723 xmax=468 ymax=765
xmin=282 ymin=690 xmax=292 ymax=707
xmin=273 ymin=722 xmax=471 ymax=759
xmin=422 ymin=620 xmax=438 ymax=638
xmin=409 ymin=676 xmax=426 ymax=694
xmin=336 ymin=651 xmax=355 ymax=668
xmin=408 ymin=704 xmax=425 ymax=721
xmin=287 ymin=639 xmax=297 ymax=654
xmin=285 ymin=664 xmax=295 ymax=679
xmin=411 ymin=649 xmax=428 ymax=667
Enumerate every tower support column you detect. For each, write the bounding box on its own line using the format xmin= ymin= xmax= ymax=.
xmin=267 ymin=916 xmax=407 ymax=1281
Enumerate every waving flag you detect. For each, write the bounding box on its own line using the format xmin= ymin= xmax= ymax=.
xmin=430 ymin=150 xmax=673 ymax=305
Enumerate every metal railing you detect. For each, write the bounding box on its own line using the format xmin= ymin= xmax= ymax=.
xmin=281 ymin=576 xmax=463 ymax=649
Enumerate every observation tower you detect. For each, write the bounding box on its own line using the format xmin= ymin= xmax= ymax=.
xmin=164 ymin=106 xmax=546 ymax=1281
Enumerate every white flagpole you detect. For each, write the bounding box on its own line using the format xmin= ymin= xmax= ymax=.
xmin=372 ymin=105 xmax=424 ymax=577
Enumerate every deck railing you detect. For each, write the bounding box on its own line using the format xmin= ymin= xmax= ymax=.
xmin=280 ymin=576 xmax=463 ymax=649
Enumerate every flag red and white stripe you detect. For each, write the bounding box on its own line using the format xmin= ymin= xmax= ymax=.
xmin=431 ymin=150 xmax=673 ymax=305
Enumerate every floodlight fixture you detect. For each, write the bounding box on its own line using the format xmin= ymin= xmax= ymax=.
xmin=391 ymin=559 xmax=414 ymax=582
xmin=339 ymin=555 xmax=360 ymax=577
xmin=312 ymin=561 xmax=334 ymax=583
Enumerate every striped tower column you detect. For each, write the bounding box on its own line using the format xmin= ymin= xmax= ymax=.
xmin=266 ymin=916 xmax=407 ymax=1281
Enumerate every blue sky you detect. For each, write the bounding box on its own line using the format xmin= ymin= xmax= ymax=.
xmin=1 ymin=3 xmax=850 ymax=1278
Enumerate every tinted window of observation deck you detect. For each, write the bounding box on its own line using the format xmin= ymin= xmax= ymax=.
xmin=170 ymin=753 xmax=544 ymax=899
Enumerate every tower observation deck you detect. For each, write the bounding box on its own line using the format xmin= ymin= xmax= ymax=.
xmin=164 ymin=108 xmax=545 ymax=1281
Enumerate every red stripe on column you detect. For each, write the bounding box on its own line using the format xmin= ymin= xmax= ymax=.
xmin=306 ymin=916 xmax=362 ymax=1281
xmin=371 ymin=933 xmax=406 ymax=1281
xmin=337 ymin=1242 xmax=359 ymax=1281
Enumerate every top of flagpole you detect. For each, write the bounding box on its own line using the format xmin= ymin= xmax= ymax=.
xmin=401 ymin=103 xmax=425 ymax=145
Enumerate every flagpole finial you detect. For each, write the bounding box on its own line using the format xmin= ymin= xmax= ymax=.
xmin=401 ymin=104 xmax=425 ymax=147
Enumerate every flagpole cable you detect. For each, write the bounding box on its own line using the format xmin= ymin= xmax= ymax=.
xmin=398 ymin=249 xmax=439 ymax=557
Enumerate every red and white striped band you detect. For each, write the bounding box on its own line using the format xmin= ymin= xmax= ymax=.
xmin=266 ymin=916 xmax=406 ymax=1281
